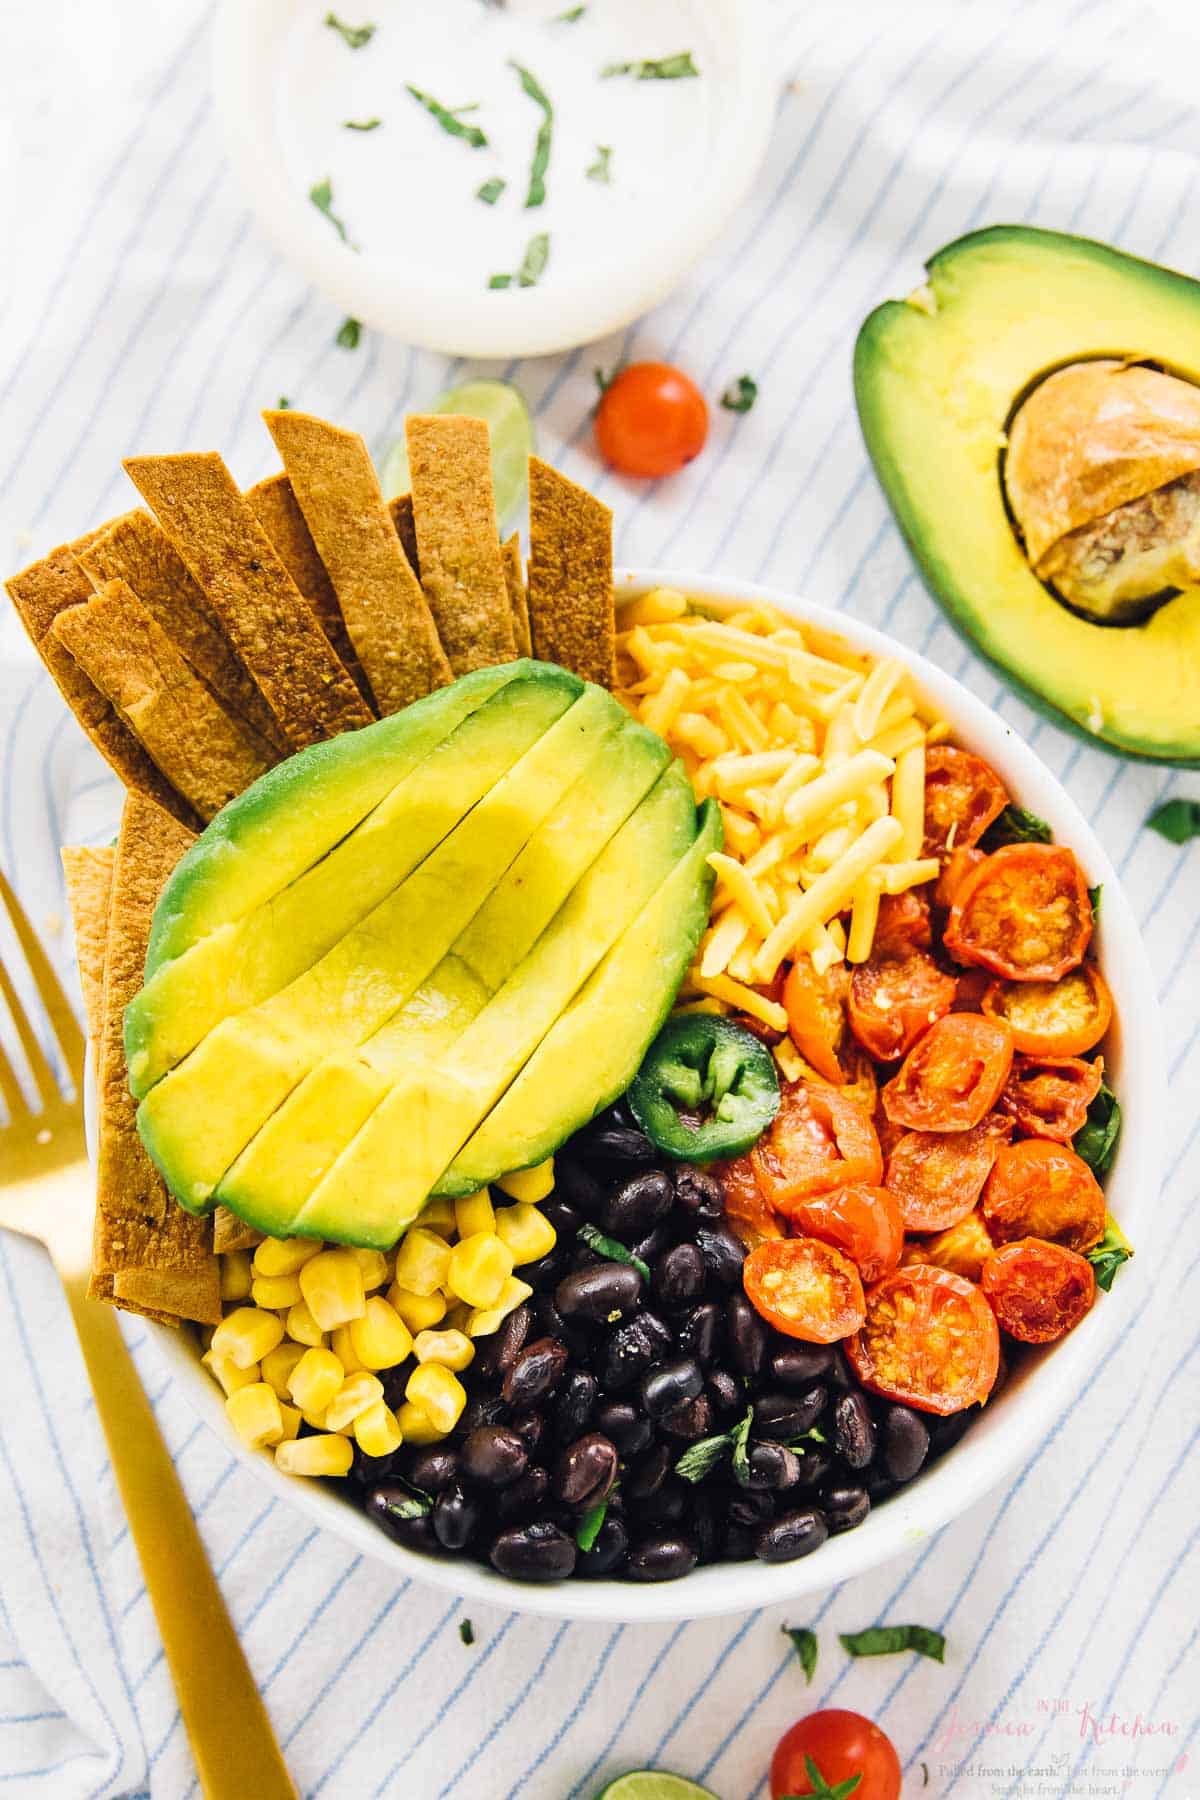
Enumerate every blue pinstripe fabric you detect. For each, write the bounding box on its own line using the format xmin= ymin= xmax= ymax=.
xmin=1 ymin=1 xmax=1197 ymax=1793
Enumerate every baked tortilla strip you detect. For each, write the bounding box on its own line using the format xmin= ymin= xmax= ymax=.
xmin=246 ymin=472 xmax=373 ymax=708
xmin=406 ymin=415 xmax=518 ymax=672
xmin=262 ymin=410 xmax=451 ymax=711
xmin=52 ymin=580 xmax=273 ymax=822
xmin=4 ymin=546 xmax=197 ymax=828
xmin=501 ymin=531 xmax=532 ymax=657
xmin=91 ymin=794 xmax=219 ymax=1325
xmin=527 ymin=456 xmax=615 ymax=688
xmin=212 ymin=1205 xmax=264 ymax=1255
xmin=61 ymin=846 xmax=115 ymax=1047
xmin=124 ymin=451 xmax=373 ymax=748
xmin=76 ymin=510 xmax=286 ymax=755
xmin=388 ymin=493 xmax=421 ymax=581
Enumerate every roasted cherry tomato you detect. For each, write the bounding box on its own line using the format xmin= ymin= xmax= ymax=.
xmin=951 ymin=967 xmax=993 ymax=1014
xmin=982 ymin=1137 xmax=1106 ymax=1253
xmin=594 ymin=361 xmax=709 ymax=477
xmin=848 ymin=951 xmax=957 ymax=1063
xmin=846 ymin=1263 xmax=1000 ymax=1415
xmin=872 ymin=886 xmax=933 ymax=957
xmin=781 ymin=1184 xmax=904 ymax=1284
xmin=982 ymin=962 xmax=1113 ymax=1056
xmin=881 ymin=1012 xmax=1013 ymax=1132
xmin=770 ymin=1709 xmax=901 ymax=1800
xmin=885 ymin=1114 xmax=1012 ymax=1232
xmin=923 ymin=745 xmax=1009 ymax=858
xmin=825 ymin=1041 xmax=879 ymax=1114
xmin=752 ymin=1082 xmax=883 ymax=1207
xmin=944 ymin=844 xmax=1093 ymax=982
xmin=903 ymin=1208 xmax=996 ymax=1283
xmin=784 ymin=957 xmax=850 ymax=1085
xmin=719 ymin=1153 xmax=783 ymax=1250
xmin=981 ymin=1237 xmax=1096 ymax=1343
xmin=936 ymin=844 xmax=984 ymax=911
xmin=744 ymin=1237 xmax=866 ymax=1343
xmin=999 ymin=1053 xmax=1104 ymax=1141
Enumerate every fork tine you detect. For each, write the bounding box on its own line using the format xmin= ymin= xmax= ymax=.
xmin=0 ymin=868 xmax=86 ymax=1094
xmin=0 ymin=1033 xmax=31 ymax=1120
xmin=0 ymin=956 xmax=60 ymax=1111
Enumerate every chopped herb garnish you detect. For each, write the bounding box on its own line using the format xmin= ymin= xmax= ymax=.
xmin=783 ymin=1755 xmax=862 ymax=1800
xmin=782 ymin=1624 xmax=818 ymax=1683
xmin=335 ymin=316 xmax=362 ymax=349
xmin=376 ymin=1490 xmax=431 ymax=1524
xmin=277 ymin=396 xmax=292 ymax=410
xmin=308 ymin=178 xmax=355 ymax=248
xmin=730 ymin=1404 xmax=754 ymax=1488
xmin=519 ymin=230 xmax=550 ymax=285
xmin=1074 ymin=1081 xmax=1121 ymax=1176
xmin=489 ymin=273 xmax=513 ymax=290
xmin=577 ymin=1222 xmax=650 ymax=1283
xmin=602 ymin=52 xmax=700 ymax=80
xmin=587 ymin=144 xmax=613 ymax=183
xmin=575 ymin=1500 xmax=608 ymax=1552
xmin=595 ymin=365 xmax=617 ymax=393
xmin=983 ymin=804 xmax=1053 ymax=847
xmin=1147 ymin=796 xmax=1200 ymax=844
xmin=325 ymin=12 xmax=375 ymax=49
xmin=343 ymin=117 xmax=382 ymax=131
xmin=476 ymin=176 xmax=506 ymax=205
xmin=675 ymin=1432 xmax=733 ymax=1483
xmin=406 ymin=86 xmax=489 ymax=148
xmin=721 ymin=374 xmax=758 ymax=414
xmin=459 ymin=1618 xmax=475 ymax=1645
xmin=510 ymin=61 xmax=553 ymax=208
xmin=1087 ymin=1214 xmax=1133 ymax=1291
xmin=555 ymin=4 xmax=586 ymax=18
xmin=786 ymin=1426 xmax=827 ymax=1450
xmin=1088 ymin=883 xmax=1102 ymax=920
xmin=839 ymin=1624 xmax=946 ymax=1663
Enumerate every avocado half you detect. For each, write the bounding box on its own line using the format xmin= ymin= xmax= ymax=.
xmin=854 ymin=224 xmax=1200 ymax=764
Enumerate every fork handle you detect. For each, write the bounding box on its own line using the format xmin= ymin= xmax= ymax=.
xmin=61 ymin=1272 xmax=298 ymax=1800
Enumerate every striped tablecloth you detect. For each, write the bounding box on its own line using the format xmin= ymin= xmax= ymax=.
xmin=0 ymin=2 xmax=1197 ymax=1794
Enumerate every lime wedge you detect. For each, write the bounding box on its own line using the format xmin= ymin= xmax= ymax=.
xmin=379 ymin=379 xmax=534 ymax=528
xmin=596 ymin=1776 xmax=720 ymax=1800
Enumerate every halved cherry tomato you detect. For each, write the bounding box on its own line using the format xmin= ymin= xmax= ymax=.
xmin=846 ymin=1263 xmax=1000 ymax=1414
xmin=778 ymin=1184 xmax=904 ymax=1284
xmin=771 ymin=1710 xmax=901 ymax=1800
xmin=903 ymin=1207 xmax=996 ymax=1283
xmin=718 ymin=1153 xmax=783 ymax=1250
xmin=744 ymin=1236 xmax=866 ymax=1342
xmin=752 ymin=1082 xmax=883 ymax=1207
xmin=784 ymin=957 xmax=849 ymax=1084
xmin=936 ymin=844 xmax=984 ymax=911
xmin=999 ymin=1053 xmax=1103 ymax=1141
xmin=881 ymin=1012 xmax=1013 ymax=1132
xmin=848 ymin=951 xmax=957 ymax=1063
xmin=982 ymin=1137 xmax=1106 ymax=1252
xmin=594 ymin=361 xmax=709 ymax=477
xmin=981 ymin=1238 xmax=1096 ymax=1343
xmin=982 ymin=962 xmax=1113 ymax=1056
xmin=923 ymin=746 xmax=1009 ymax=858
xmin=873 ymin=886 xmax=932 ymax=957
xmin=944 ymin=843 xmax=1093 ymax=982
xmin=885 ymin=1114 xmax=1012 ymax=1232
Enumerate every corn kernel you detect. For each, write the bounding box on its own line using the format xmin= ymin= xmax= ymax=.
xmin=405 ymin=1362 xmax=466 ymax=1433
xmin=253 ymin=1236 xmax=323 ymax=1278
xmin=325 ymin=1372 xmax=385 ymax=1433
xmin=211 ymin=1306 xmax=285 ymax=1370
xmin=275 ymin=1434 xmax=354 ymax=1477
xmin=298 ymin=1249 xmax=366 ymax=1330
xmin=250 ymin=1273 xmax=303 ymax=1310
xmin=276 ymin=1403 xmax=302 ymax=1441
xmin=287 ymin=1346 xmax=345 ymax=1416
xmin=454 ymin=1189 xmax=495 ymax=1237
xmin=260 ymin=1340 xmax=307 ymax=1399
xmin=387 ymin=1285 xmax=447 ymax=1332
xmin=394 ymin=1400 xmax=446 ymax=1445
xmin=351 ymin=1247 xmax=390 ymax=1292
xmin=225 ymin=1383 xmax=284 ymax=1449
xmin=413 ymin=1328 xmax=474 ymax=1372
xmin=415 ymin=1196 xmax=456 ymax=1238
xmin=202 ymin=1348 xmax=260 ymax=1397
xmin=285 ymin=1299 xmax=326 ymax=1349
xmin=348 ymin=1297 xmax=414 ymax=1371
xmin=331 ymin=1323 xmax=366 ymax=1375
xmin=443 ymin=1299 xmax=474 ymax=1334
xmin=493 ymin=1202 xmax=556 ymax=1265
xmin=495 ymin=1158 xmax=555 ymax=1204
xmin=219 ymin=1250 xmax=253 ymax=1302
xmin=300 ymin=1409 xmax=330 ymax=1432
xmin=392 ymin=1228 xmax=451 ymax=1296
xmin=354 ymin=1400 xmax=403 ymax=1459
xmin=467 ymin=1276 xmax=534 ymax=1337
xmin=447 ymin=1233 xmax=513 ymax=1308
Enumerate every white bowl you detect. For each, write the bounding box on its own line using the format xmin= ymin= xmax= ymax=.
xmin=135 ymin=568 xmax=1164 ymax=1623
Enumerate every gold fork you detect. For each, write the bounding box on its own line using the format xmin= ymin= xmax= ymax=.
xmin=0 ymin=867 xmax=296 ymax=1800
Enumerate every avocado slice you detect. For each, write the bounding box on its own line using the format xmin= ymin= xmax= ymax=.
xmin=854 ymin=225 xmax=1200 ymax=763
xmin=441 ymin=798 xmax=722 ymax=1196
xmin=126 ymin=665 xmax=580 ymax=1095
xmin=289 ymin=763 xmax=700 ymax=1247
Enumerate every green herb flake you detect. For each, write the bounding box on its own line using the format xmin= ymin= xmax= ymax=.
xmin=575 ymin=1500 xmax=608 ymax=1552
xmin=277 ymin=396 xmax=292 ymax=410
xmin=510 ymin=61 xmax=553 ymax=208
xmin=1088 ymin=883 xmax=1102 ymax=920
xmin=488 ymin=273 xmax=513 ymax=289
xmin=325 ymin=13 xmax=376 ymax=50
xmin=308 ymin=178 xmax=355 ymax=248
xmin=983 ymin=804 xmax=1053 ymax=847
xmin=782 ymin=1624 xmax=818 ymax=1684
xmin=379 ymin=1490 xmax=431 ymax=1523
xmin=518 ymin=230 xmax=550 ymax=286
xmin=675 ymin=1432 xmax=733 ymax=1484
xmin=335 ymin=316 xmax=362 ymax=350
xmin=839 ymin=1624 xmax=946 ymax=1663
xmin=786 ymin=1426 xmax=827 ymax=1450
xmin=577 ymin=1222 xmax=649 ymax=1283
xmin=459 ymin=1617 xmax=475 ymax=1645
xmin=721 ymin=374 xmax=758 ymax=414
xmin=343 ymin=117 xmax=381 ymax=131
xmin=595 ymin=365 xmax=617 ymax=394
xmin=406 ymin=86 xmax=489 ymax=148
xmin=555 ymin=4 xmax=586 ymax=18
xmin=1074 ymin=1081 xmax=1122 ymax=1176
xmin=781 ymin=1755 xmax=862 ymax=1800
xmin=730 ymin=1404 xmax=755 ymax=1488
xmin=1087 ymin=1213 xmax=1133 ymax=1292
xmin=477 ymin=176 xmax=506 ymax=205
xmin=1147 ymin=796 xmax=1200 ymax=844
xmin=602 ymin=52 xmax=700 ymax=80
xmin=587 ymin=144 xmax=613 ymax=183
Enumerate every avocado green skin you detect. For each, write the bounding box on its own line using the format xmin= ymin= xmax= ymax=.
xmin=854 ymin=224 xmax=1200 ymax=766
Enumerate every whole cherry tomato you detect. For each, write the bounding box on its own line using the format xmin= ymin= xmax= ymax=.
xmin=784 ymin=957 xmax=850 ymax=1085
xmin=885 ymin=1114 xmax=1012 ymax=1232
xmin=594 ymin=361 xmax=709 ymax=477
xmin=752 ymin=1082 xmax=883 ymax=1208
xmin=770 ymin=1709 xmax=901 ymax=1800
xmin=982 ymin=962 xmax=1112 ymax=1056
xmin=846 ymin=1263 xmax=1000 ymax=1414
xmin=998 ymin=1053 xmax=1103 ymax=1141
xmin=944 ymin=844 xmax=1093 ymax=982
xmin=872 ymin=886 xmax=933 ymax=957
xmin=982 ymin=1237 xmax=1096 ymax=1343
xmin=719 ymin=1153 xmax=783 ymax=1250
xmin=780 ymin=1183 xmax=905 ymax=1284
xmin=881 ymin=1012 xmax=1014 ymax=1132
xmin=903 ymin=1207 xmax=996 ymax=1283
xmin=848 ymin=950 xmax=957 ymax=1063
xmin=982 ymin=1137 xmax=1106 ymax=1253
xmin=744 ymin=1237 xmax=866 ymax=1342
xmin=923 ymin=745 xmax=1009 ymax=858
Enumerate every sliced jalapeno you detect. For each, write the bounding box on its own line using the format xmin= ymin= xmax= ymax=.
xmin=628 ymin=1014 xmax=780 ymax=1162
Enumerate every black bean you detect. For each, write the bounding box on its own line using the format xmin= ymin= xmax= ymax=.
xmin=458 ymin=1425 xmax=529 ymax=1489
xmin=706 ymin=1369 xmax=744 ymax=1417
xmin=626 ymin=1534 xmax=698 ymax=1582
xmin=695 ymin=1223 xmax=746 ymax=1288
xmin=722 ymin=1523 xmax=757 ymax=1560
xmin=769 ymin=1343 xmax=836 ymax=1388
xmin=577 ymin=1513 xmax=629 ymax=1578
xmin=677 ymin=1304 xmax=722 ymax=1371
xmin=602 ymin=1170 xmax=674 ymax=1239
xmin=654 ymin=1242 xmax=706 ymax=1306
xmin=496 ymin=1465 xmax=550 ymax=1522
xmin=432 ymin=1482 xmax=480 ymax=1551
xmin=568 ymin=1241 xmax=602 ymax=1273
xmin=580 ymin=1124 xmax=658 ymax=1171
xmin=521 ymin=1247 xmax=572 ymax=1292
xmin=555 ymin=1433 xmax=619 ymax=1509
xmin=552 ymin=1370 xmax=598 ymax=1444
xmin=755 ymin=1508 xmax=829 ymax=1563
xmin=489 ymin=1521 xmax=577 ymax=1582
xmin=508 ymin=1410 xmax=546 ymax=1455
xmin=826 ymin=1348 xmax=854 ymax=1390
xmin=502 ymin=1337 xmax=570 ymax=1408
xmin=541 ymin=1198 xmax=583 ymax=1238
xmin=864 ymin=1468 xmax=898 ymax=1502
xmin=753 ymin=1388 xmax=826 ymax=1440
xmin=405 ymin=1448 xmax=459 ymax=1495
xmin=833 ymin=1390 xmax=876 ymax=1471
xmin=632 ymin=1222 xmax=674 ymax=1266
xmin=641 ymin=1357 xmax=704 ymax=1419
xmin=552 ymin=1154 xmax=608 ymax=1217
xmin=628 ymin=1480 xmax=687 ymax=1525
xmin=882 ymin=1405 xmax=930 ymax=1483
xmin=594 ymin=1318 xmax=657 ymax=1391
xmin=929 ymin=1408 xmax=975 ymax=1456
xmin=673 ymin=1166 xmax=724 ymax=1219
xmin=555 ymin=1263 xmax=643 ymax=1323
xmin=660 ymin=1395 xmax=713 ymax=1441
xmin=531 ymin=1295 xmax=589 ymax=1359
xmin=592 ymin=1399 xmax=653 ymax=1457
xmin=472 ymin=1303 xmax=532 ymax=1378
xmin=820 ymin=1484 xmax=871 ymax=1534
xmin=725 ymin=1293 xmax=767 ymax=1377
xmin=458 ymin=1392 xmax=510 ymax=1436
xmin=728 ymin=1487 xmax=775 ymax=1526
xmin=350 ymin=1443 xmax=407 ymax=1486
xmin=790 ymin=1447 xmax=834 ymax=1491
xmin=689 ymin=1490 xmax=720 ymax=1564
xmin=640 ymin=1311 xmax=674 ymax=1356
xmin=365 ymin=1486 xmax=439 ymax=1551
xmin=745 ymin=1443 xmax=802 ymax=1490
xmin=626 ymin=1443 xmax=673 ymax=1499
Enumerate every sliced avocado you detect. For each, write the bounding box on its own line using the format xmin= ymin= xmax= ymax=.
xmin=442 ymin=798 xmax=722 ymax=1196
xmin=854 ymin=225 xmax=1200 ymax=763
xmin=126 ymin=665 xmax=579 ymax=1095
xmin=289 ymin=763 xmax=699 ymax=1247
